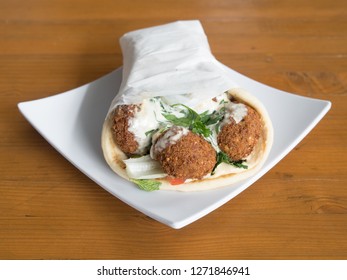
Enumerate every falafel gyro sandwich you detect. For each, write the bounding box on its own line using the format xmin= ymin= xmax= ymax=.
xmin=102 ymin=21 xmax=273 ymax=191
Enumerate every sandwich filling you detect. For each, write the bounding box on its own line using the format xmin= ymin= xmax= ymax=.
xmin=109 ymin=91 xmax=266 ymax=190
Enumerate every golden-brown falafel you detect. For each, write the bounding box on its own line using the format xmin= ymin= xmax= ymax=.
xmin=218 ymin=104 xmax=262 ymax=161
xmin=154 ymin=126 xmax=216 ymax=180
xmin=112 ymin=104 xmax=139 ymax=155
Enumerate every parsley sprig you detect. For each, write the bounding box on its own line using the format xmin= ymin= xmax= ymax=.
xmin=212 ymin=151 xmax=248 ymax=175
xmin=162 ymin=104 xmax=225 ymax=138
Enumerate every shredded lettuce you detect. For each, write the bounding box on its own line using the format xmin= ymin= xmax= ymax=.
xmin=123 ymin=155 xmax=167 ymax=179
xmin=130 ymin=179 xmax=161 ymax=191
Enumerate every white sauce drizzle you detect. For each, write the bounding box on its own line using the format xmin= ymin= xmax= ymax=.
xmin=221 ymin=102 xmax=248 ymax=126
xmin=150 ymin=126 xmax=189 ymax=159
xmin=193 ymin=92 xmax=229 ymax=114
xmin=127 ymin=98 xmax=182 ymax=154
xmin=127 ymin=99 xmax=159 ymax=154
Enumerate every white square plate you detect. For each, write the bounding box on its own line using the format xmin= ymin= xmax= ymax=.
xmin=18 ymin=67 xmax=331 ymax=229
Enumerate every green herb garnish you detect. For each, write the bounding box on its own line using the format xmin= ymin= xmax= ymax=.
xmin=191 ymin=119 xmax=211 ymax=137
xmin=200 ymin=108 xmax=226 ymax=126
xmin=145 ymin=129 xmax=157 ymax=137
xmin=161 ymin=113 xmax=192 ymax=127
xmin=162 ymin=103 xmax=226 ymax=138
xmin=130 ymin=179 xmax=161 ymax=192
xmin=215 ymin=122 xmax=222 ymax=134
xmin=212 ymin=152 xmax=248 ymax=175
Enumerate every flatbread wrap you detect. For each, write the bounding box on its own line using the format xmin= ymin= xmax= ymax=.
xmin=101 ymin=21 xmax=273 ymax=191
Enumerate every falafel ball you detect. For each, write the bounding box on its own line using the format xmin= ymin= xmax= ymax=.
xmin=112 ymin=104 xmax=139 ymax=154
xmin=218 ymin=104 xmax=262 ymax=161
xmin=153 ymin=126 xmax=216 ymax=180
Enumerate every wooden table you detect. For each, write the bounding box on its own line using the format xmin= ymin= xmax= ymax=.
xmin=1 ymin=0 xmax=346 ymax=260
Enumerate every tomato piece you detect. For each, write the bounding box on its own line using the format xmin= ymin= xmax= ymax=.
xmin=168 ymin=177 xmax=185 ymax=185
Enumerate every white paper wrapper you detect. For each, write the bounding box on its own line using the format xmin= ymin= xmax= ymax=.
xmin=107 ymin=20 xmax=238 ymax=114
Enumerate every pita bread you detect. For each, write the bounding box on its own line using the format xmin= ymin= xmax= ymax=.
xmin=101 ymin=88 xmax=273 ymax=192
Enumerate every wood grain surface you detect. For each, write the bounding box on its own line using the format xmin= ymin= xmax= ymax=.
xmin=1 ymin=0 xmax=346 ymax=260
